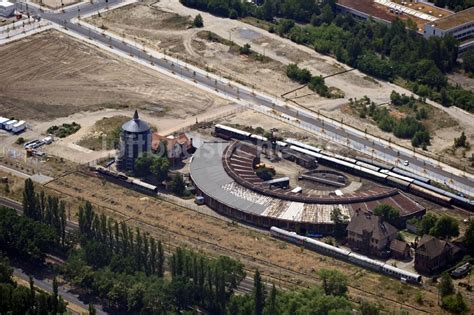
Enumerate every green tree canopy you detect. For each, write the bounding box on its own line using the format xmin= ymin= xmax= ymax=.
xmin=318 ymin=269 xmax=347 ymax=296
xmin=373 ymin=204 xmax=400 ymax=225
xmin=193 ymin=14 xmax=204 ymax=27
xmin=171 ymin=173 xmax=186 ymax=196
xmin=463 ymin=219 xmax=474 ymax=255
xmin=438 ymin=273 xmax=455 ymax=297
xmin=429 ymin=216 xmax=459 ymax=239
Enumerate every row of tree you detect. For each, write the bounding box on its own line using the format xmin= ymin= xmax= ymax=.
xmin=0 ymin=255 xmax=67 ymax=315
xmin=0 ymin=201 xmax=380 ymax=315
xmin=0 ymin=206 xmax=59 ymax=263
xmin=70 ymin=206 xmax=245 ymax=314
xmin=78 ymin=201 xmax=165 ymax=276
xmin=23 ymin=179 xmax=67 ymax=246
xmin=428 ymin=0 xmax=473 ymax=11
xmin=408 ymin=213 xmax=460 ymax=239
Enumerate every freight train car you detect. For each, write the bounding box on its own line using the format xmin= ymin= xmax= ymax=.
xmin=215 ymin=124 xmax=251 ymax=140
xmin=409 ymin=183 xmax=452 ymax=206
xmin=355 ymin=160 xmax=380 ymax=172
xmin=356 ymin=157 xmax=393 ymax=171
xmin=392 ymin=167 xmax=431 ymax=184
xmin=284 ymin=138 xmax=322 ymax=153
xmin=94 ymin=166 xmax=158 ymax=194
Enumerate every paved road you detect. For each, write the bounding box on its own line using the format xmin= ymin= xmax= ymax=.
xmin=0 ymin=196 xmax=103 ymax=313
xmin=0 ymin=195 xmax=79 ymax=231
xmin=13 ymin=267 xmax=107 ymax=315
xmin=17 ymin=0 xmax=474 ymax=197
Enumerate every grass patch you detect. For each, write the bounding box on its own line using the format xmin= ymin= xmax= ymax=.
xmin=363 ymin=75 xmax=381 ymax=86
xmin=158 ymin=10 xmax=192 ymax=30
xmin=77 ymin=116 xmax=129 ymax=151
xmin=197 ymin=31 xmax=233 ymax=46
xmin=240 ymin=16 xmax=275 ymax=31
xmin=197 ymin=31 xmax=271 ymax=63
xmin=47 ymin=122 xmax=81 ymax=138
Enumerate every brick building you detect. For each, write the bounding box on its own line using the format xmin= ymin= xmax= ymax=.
xmin=346 ymin=211 xmax=398 ymax=257
xmin=414 ymin=235 xmax=461 ymax=274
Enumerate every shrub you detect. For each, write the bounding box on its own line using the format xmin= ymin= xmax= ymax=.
xmin=286 ymin=64 xmax=311 ymax=84
xmin=193 ymin=14 xmax=204 ymax=28
xmin=239 ymin=43 xmax=251 ymax=55
xmin=171 ymin=173 xmax=186 ymax=196
xmin=256 ymin=167 xmax=274 ymax=181
xmin=442 ymin=293 xmax=467 ymax=313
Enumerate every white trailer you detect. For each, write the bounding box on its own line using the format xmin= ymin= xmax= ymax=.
xmin=3 ymin=120 xmax=17 ymax=131
xmin=0 ymin=117 xmax=9 ymax=129
xmin=0 ymin=1 xmax=15 ymax=18
xmin=12 ymin=120 xmax=26 ymax=133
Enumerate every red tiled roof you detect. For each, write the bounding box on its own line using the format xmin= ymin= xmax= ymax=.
xmin=152 ymin=133 xmax=191 ymax=152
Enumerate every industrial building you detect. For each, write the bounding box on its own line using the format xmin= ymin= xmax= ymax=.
xmin=423 ymin=7 xmax=474 ymax=51
xmin=190 ymin=141 xmax=425 ymax=234
xmin=116 ymin=110 xmax=151 ymax=172
xmin=415 ymin=235 xmax=462 ymax=274
xmin=11 ymin=120 xmax=26 ymax=134
xmin=3 ymin=119 xmax=17 ymax=131
xmin=0 ymin=117 xmax=10 ymax=129
xmin=337 ymin=0 xmax=452 ymax=32
xmin=336 ymin=0 xmax=474 ymax=51
xmin=423 ymin=7 xmax=474 ymax=39
xmin=346 ymin=211 xmax=399 ymax=257
xmin=0 ymin=0 xmax=15 ymax=18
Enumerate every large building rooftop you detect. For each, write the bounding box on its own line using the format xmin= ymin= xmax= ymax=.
xmin=430 ymin=7 xmax=474 ymax=30
xmin=0 ymin=1 xmax=14 ymax=8
xmin=190 ymin=142 xmax=425 ymax=226
xmin=337 ymin=0 xmax=453 ymax=31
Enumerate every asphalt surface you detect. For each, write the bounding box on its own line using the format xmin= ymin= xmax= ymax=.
xmin=18 ymin=0 xmax=474 ymax=197
xmin=13 ymin=267 xmax=107 ymax=315
xmin=0 ymin=196 xmax=103 ymax=313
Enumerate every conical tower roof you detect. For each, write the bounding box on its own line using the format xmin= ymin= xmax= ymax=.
xmin=122 ymin=110 xmax=150 ymax=133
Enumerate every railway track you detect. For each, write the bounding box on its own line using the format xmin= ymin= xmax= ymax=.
xmin=41 ymin=172 xmax=432 ymax=313
xmin=0 ymin=195 xmax=274 ymax=294
xmin=2 ymin=171 xmax=433 ymax=313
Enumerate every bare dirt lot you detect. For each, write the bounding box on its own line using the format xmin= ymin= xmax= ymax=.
xmin=448 ymin=72 xmax=474 ymax=91
xmin=0 ymin=30 xmax=229 ymax=122
xmin=87 ymin=2 xmax=325 ymax=110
